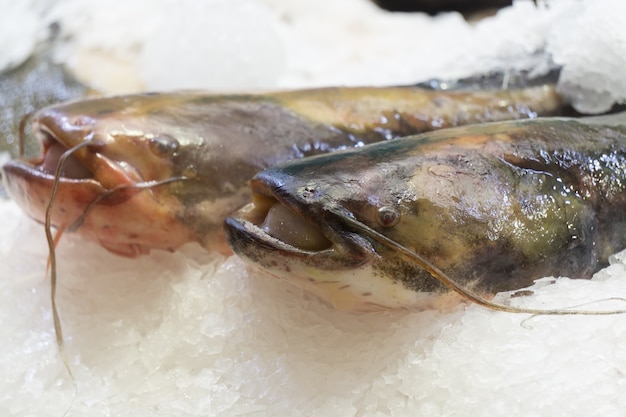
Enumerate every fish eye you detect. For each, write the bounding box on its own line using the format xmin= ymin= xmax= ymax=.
xmin=377 ymin=206 xmax=400 ymax=228
xmin=149 ymin=134 xmax=179 ymax=157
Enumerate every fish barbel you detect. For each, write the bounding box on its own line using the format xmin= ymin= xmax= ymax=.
xmin=2 ymin=81 xmax=564 ymax=256
xmin=224 ymin=113 xmax=626 ymax=311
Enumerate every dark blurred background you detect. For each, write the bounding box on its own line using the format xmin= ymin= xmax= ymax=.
xmin=372 ymin=0 xmax=513 ymax=14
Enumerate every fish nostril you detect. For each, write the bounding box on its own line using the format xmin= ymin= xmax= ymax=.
xmin=71 ymin=115 xmax=94 ymax=127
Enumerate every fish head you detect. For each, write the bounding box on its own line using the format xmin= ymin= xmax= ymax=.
xmin=2 ymin=94 xmax=213 ymax=256
xmin=224 ymin=138 xmax=464 ymax=311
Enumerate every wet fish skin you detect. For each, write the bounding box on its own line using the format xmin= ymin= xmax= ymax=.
xmin=3 ymin=82 xmax=564 ymax=256
xmin=225 ymin=113 xmax=626 ymax=311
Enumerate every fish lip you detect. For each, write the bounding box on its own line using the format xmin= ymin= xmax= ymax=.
xmin=225 ymin=177 xmax=375 ymax=268
xmin=1 ymin=157 xmax=102 ymax=187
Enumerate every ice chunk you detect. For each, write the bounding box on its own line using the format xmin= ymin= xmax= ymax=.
xmin=0 ymin=0 xmax=45 ymax=71
xmin=548 ymin=0 xmax=626 ymax=113
xmin=46 ymin=0 xmax=285 ymax=93
xmin=139 ymin=0 xmax=285 ymax=92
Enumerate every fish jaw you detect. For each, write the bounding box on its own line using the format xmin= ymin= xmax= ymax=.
xmin=2 ymin=159 xmax=197 ymax=257
xmin=2 ymin=162 xmax=105 ymax=228
xmin=225 ymin=214 xmax=436 ymax=311
xmin=1 ymin=99 xmax=199 ymax=257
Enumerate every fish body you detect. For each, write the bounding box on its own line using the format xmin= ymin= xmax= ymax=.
xmin=3 ymin=81 xmax=564 ymax=256
xmin=225 ymin=113 xmax=626 ymax=311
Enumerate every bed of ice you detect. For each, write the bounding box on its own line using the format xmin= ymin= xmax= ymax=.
xmin=2 ymin=0 xmax=626 ymax=416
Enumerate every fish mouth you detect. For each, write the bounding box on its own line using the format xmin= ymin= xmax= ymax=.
xmin=4 ymin=110 xmax=143 ymax=190
xmin=229 ymin=194 xmax=334 ymax=252
xmin=25 ymin=125 xmax=96 ymax=181
xmin=224 ymin=178 xmax=375 ymax=269
xmin=1 ymin=114 xmax=108 ymax=223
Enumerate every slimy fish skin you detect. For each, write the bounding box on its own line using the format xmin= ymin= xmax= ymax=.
xmin=2 ymin=81 xmax=563 ymax=256
xmin=225 ymin=113 xmax=626 ymax=311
